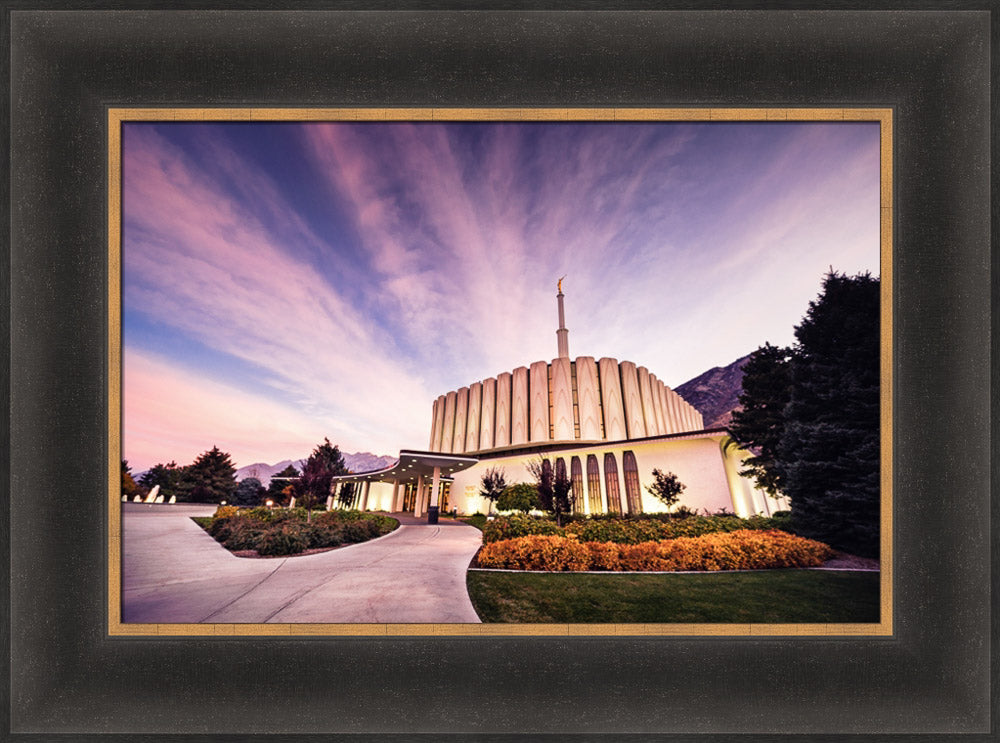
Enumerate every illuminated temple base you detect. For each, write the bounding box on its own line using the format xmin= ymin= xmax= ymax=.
xmin=342 ymin=430 xmax=785 ymax=519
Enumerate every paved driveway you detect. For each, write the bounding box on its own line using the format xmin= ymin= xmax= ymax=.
xmin=121 ymin=504 xmax=483 ymax=623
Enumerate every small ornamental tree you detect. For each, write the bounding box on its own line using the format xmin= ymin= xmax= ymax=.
xmin=646 ymin=469 xmax=686 ymax=512
xmin=552 ymin=462 xmax=574 ymax=524
xmin=478 ymin=467 xmax=507 ymax=514
xmin=527 ymin=458 xmax=572 ymax=526
xmin=294 ymin=439 xmax=349 ymax=520
xmin=496 ymin=483 xmax=538 ymax=513
xmin=232 ymin=477 xmax=265 ymax=507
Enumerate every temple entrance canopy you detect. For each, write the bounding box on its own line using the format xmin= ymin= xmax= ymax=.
xmin=329 ymin=449 xmax=479 ymax=524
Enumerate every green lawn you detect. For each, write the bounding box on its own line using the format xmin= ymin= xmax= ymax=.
xmin=467 ymin=569 xmax=880 ymax=623
xmin=458 ymin=514 xmax=489 ymax=531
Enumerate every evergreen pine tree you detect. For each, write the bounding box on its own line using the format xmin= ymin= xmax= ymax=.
xmin=777 ymin=271 xmax=881 ymax=556
xmin=138 ymin=461 xmax=183 ymax=501
xmin=267 ymin=464 xmax=300 ymax=502
xmin=176 ymin=447 xmax=238 ymax=503
xmin=728 ymin=343 xmax=794 ymax=497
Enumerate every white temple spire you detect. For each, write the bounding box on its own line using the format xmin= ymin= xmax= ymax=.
xmin=556 ymin=276 xmax=569 ymax=359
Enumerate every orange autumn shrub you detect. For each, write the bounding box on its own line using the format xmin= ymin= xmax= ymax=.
xmin=584 ymin=541 xmax=621 ymax=570
xmin=478 ymin=529 xmax=833 ymax=571
xmin=476 ymin=534 xmax=591 ymax=571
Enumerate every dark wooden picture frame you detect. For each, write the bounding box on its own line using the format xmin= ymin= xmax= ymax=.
xmin=5 ymin=5 xmax=993 ymax=739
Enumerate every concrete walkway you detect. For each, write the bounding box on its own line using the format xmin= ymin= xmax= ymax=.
xmin=121 ymin=504 xmax=483 ymax=624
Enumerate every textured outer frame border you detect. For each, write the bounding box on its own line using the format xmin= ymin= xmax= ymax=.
xmin=107 ymin=106 xmax=894 ymax=639
xmin=8 ymin=7 xmax=992 ymax=738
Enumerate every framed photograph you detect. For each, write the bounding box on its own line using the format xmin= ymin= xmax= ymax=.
xmin=109 ymin=107 xmax=891 ymax=638
xmin=7 ymin=5 xmax=993 ymax=740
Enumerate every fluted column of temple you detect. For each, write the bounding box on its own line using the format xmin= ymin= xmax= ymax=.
xmin=466 ymin=382 xmax=482 ymax=452
xmin=687 ymin=400 xmax=702 ymax=430
xmin=442 ymin=391 xmax=457 ymax=454
xmin=598 ymin=357 xmax=627 ymax=442
xmin=649 ymin=374 xmax=666 ymax=434
xmin=637 ymin=366 xmax=659 ymax=436
xmin=679 ymin=394 xmax=694 ymax=431
xmin=655 ymin=381 xmax=670 ymax=433
xmin=480 ymin=377 xmax=496 ymax=450
xmin=429 ymin=397 xmax=442 ymax=450
xmin=664 ymin=385 xmax=680 ymax=433
xmin=680 ymin=399 xmax=693 ymax=430
xmin=657 ymin=384 xmax=671 ymax=432
xmin=511 ymin=366 xmax=529 ymax=446
xmin=452 ymin=387 xmax=469 ymax=453
xmin=428 ymin=399 xmax=437 ymax=450
xmin=529 ymin=361 xmax=550 ymax=442
xmin=432 ymin=395 xmax=446 ymax=451
xmin=575 ymin=356 xmax=602 ymax=440
xmin=427 ymin=398 xmax=441 ymax=451
xmin=495 ymin=372 xmax=512 ymax=447
xmin=550 ymin=357 xmax=574 ymax=440
xmin=619 ymin=361 xmax=646 ymax=439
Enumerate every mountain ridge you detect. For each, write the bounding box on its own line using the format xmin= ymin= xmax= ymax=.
xmin=235 ymin=452 xmax=398 ymax=485
xmin=675 ymin=353 xmax=753 ymax=429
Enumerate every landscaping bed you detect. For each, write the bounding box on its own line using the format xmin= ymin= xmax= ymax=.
xmin=474 ymin=529 xmax=834 ymax=572
xmin=194 ymin=505 xmax=398 ymax=557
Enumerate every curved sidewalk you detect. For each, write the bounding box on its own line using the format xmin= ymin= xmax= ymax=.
xmin=121 ymin=504 xmax=483 ymax=624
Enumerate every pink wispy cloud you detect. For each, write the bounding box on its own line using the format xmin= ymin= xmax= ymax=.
xmin=123 ymin=127 xmax=434 ymax=467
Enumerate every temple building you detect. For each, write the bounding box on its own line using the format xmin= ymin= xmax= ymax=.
xmin=331 ymin=283 xmax=783 ymax=522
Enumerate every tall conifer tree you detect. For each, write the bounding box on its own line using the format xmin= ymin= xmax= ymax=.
xmin=728 ymin=343 xmax=794 ymax=497
xmin=778 ymin=271 xmax=880 ymax=556
xmin=177 ymin=447 xmax=238 ymax=503
xmin=728 ymin=271 xmax=880 ymax=556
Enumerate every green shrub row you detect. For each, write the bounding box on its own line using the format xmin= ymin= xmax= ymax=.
xmin=482 ymin=514 xmax=564 ymax=543
xmin=482 ymin=513 xmax=793 ymax=545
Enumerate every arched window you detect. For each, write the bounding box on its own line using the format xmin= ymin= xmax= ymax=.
xmin=622 ymin=450 xmax=642 ymax=515
xmin=586 ymin=454 xmax=602 ymax=514
xmin=604 ymin=453 xmax=622 ymax=516
xmin=570 ymin=457 xmax=584 ymax=514
xmin=554 ymin=457 xmax=570 ymax=512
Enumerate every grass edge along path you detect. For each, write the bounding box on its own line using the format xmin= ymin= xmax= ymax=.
xmin=466 ymin=568 xmax=880 ymax=624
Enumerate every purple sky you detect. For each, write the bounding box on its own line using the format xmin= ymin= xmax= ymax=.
xmin=122 ymin=120 xmax=881 ymax=471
